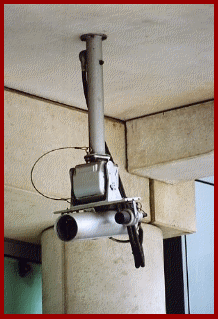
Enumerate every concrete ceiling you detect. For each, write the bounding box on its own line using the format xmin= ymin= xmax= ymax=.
xmin=4 ymin=4 xmax=214 ymax=120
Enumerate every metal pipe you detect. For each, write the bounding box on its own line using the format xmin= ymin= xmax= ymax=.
xmin=54 ymin=210 xmax=128 ymax=241
xmin=81 ymin=34 xmax=107 ymax=155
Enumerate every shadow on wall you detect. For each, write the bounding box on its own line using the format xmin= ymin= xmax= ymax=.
xmin=4 ymin=257 xmax=42 ymax=314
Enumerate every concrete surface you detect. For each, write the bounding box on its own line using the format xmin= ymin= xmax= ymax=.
xmin=4 ymin=4 xmax=214 ymax=120
xmin=41 ymin=224 xmax=166 ymax=314
xmin=127 ymin=101 xmax=214 ymax=183
xmin=4 ymin=89 xmax=150 ymax=244
xmin=149 ymin=179 xmax=196 ymax=238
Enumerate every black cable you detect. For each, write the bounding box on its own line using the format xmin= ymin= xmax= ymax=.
xmin=138 ymin=224 xmax=144 ymax=245
xmin=80 ymin=55 xmax=127 ymax=199
xmin=105 ymin=142 xmax=127 ymax=199
xmin=31 ymin=146 xmax=89 ymax=203
xmin=80 ymin=54 xmax=129 ymax=244
xmin=79 ymin=50 xmax=89 ymax=107
xmin=109 ymin=237 xmax=130 ymax=243
xmin=80 ymin=51 xmax=145 ymax=267
xmin=128 ymin=225 xmax=145 ymax=268
xmin=127 ymin=225 xmax=144 ymax=268
xmin=195 ymin=179 xmax=214 ymax=186
xmin=82 ymin=70 xmax=89 ymax=106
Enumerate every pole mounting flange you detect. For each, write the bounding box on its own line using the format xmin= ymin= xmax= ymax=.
xmin=80 ymin=33 xmax=107 ymax=41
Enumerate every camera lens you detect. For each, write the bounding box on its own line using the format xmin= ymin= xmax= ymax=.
xmin=56 ymin=214 xmax=78 ymax=241
xmin=115 ymin=210 xmax=132 ymax=225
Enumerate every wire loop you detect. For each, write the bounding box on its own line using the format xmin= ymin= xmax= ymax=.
xmin=31 ymin=146 xmax=88 ymax=203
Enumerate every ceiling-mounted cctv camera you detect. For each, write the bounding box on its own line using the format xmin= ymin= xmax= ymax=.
xmin=53 ymin=34 xmax=146 ymax=269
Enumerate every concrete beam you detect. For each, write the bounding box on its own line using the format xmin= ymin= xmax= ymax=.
xmin=126 ymin=101 xmax=214 ymax=184
xmin=149 ymin=180 xmax=196 ymax=238
xmin=4 ymin=89 xmax=197 ymax=241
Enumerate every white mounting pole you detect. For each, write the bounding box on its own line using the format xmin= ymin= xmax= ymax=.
xmin=81 ymin=33 xmax=107 ymax=156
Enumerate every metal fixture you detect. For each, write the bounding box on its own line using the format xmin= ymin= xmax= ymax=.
xmin=54 ymin=33 xmax=146 ymax=268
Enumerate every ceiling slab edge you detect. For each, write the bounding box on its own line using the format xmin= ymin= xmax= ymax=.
xmin=4 ymin=86 xmax=214 ymax=124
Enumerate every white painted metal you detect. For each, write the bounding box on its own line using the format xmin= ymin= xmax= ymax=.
xmin=83 ymin=34 xmax=106 ymax=155
xmin=55 ymin=211 xmax=128 ymax=241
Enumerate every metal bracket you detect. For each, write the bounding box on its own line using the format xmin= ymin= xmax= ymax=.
xmin=53 ymin=197 xmax=141 ymax=214
xmin=80 ymin=33 xmax=107 ymax=42
xmin=84 ymin=153 xmax=111 ymax=163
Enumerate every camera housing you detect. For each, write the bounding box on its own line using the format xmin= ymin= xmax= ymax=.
xmin=55 ymin=210 xmax=128 ymax=242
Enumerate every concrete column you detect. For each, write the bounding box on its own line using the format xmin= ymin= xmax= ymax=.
xmin=41 ymin=224 xmax=166 ymax=314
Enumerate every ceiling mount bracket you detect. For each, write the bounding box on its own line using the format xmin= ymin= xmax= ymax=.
xmin=80 ymin=33 xmax=107 ymax=42
xmin=79 ymin=33 xmax=107 ymax=156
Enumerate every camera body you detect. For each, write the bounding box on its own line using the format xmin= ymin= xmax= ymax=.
xmin=54 ymin=158 xmax=144 ymax=242
xmin=70 ymin=159 xmax=122 ymax=206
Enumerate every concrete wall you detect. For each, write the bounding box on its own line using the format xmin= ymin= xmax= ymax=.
xmin=4 ymin=89 xmax=196 ymax=242
xmin=4 ymin=88 xmax=198 ymax=314
xmin=150 ymin=180 xmax=196 ymax=238
xmin=4 ymin=89 xmax=150 ymax=243
xmin=41 ymin=225 xmax=166 ymax=314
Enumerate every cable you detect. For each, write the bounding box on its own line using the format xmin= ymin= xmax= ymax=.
xmin=79 ymin=51 xmax=145 ymax=264
xmin=195 ymin=179 xmax=214 ymax=186
xmin=79 ymin=51 xmax=145 ymax=265
xmin=31 ymin=146 xmax=89 ymax=203
xmin=80 ymin=54 xmax=129 ymax=244
xmin=79 ymin=50 xmax=145 ymax=267
xmin=127 ymin=225 xmax=145 ymax=268
xmin=109 ymin=237 xmax=130 ymax=243
xmin=82 ymin=70 xmax=89 ymax=106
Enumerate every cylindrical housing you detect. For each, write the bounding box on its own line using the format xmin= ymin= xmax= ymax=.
xmin=55 ymin=210 xmax=128 ymax=241
xmin=85 ymin=34 xmax=106 ymax=155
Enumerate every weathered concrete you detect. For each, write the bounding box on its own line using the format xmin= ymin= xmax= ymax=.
xmin=149 ymin=179 xmax=196 ymax=238
xmin=5 ymin=87 xmax=197 ymax=314
xmin=4 ymin=89 xmax=197 ymax=242
xmin=127 ymin=101 xmax=214 ymax=184
xmin=4 ymin=5 xmax=214 ymax=120
xmin=41 ymin=225 xmax=166 ymax=314
xmin=4 ymin=89 xmax=150 ymax=244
